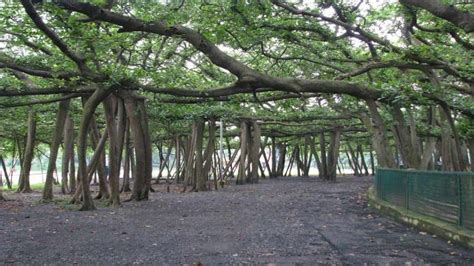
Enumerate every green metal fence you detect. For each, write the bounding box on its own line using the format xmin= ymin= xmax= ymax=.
xmin=375 ymin=168 xmax=474 ymax=231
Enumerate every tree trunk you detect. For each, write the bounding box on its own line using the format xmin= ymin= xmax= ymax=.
xmin=248 ymin=120 xmax=261 ymax=183
xmin=17 ymin=109 xmax=36 ymax=193
xmin=203 ymin=120 xmax=216 ymax=181
xmin=309 ymin=137 xmax=322 ymax=177
xmin=369 ymin=148 xmax=375 ymax=175
xmin=237 ymin=121 xmax=249 ymax=185
xmin=364 ymin=99 xmax=396 ymax=168
xmin=391 ymin=105 xmax=420 ymax=168
xmin=77 ymin=88 xmax=111 ymax=210
xmin=327 ymin=128 xmax=342 ymax=181
xmin=468 ymin=137 xmax=474 ymax=172
xmin=89 ymin=117 xmax=109 ymax=200
xmin=358 ymin=144 xmax=369 ymax=175
xmin=43 ymin=99 xmax=70 ymax=200
xmin=276 ymin=142 xmax=286 ymax=177
xmin=440 ymin=104 xmax=466 ymax=171
xmin=103 ymin=95 xmax=120 ymax=206
xmin=121 ymin=121 xmax=132 ymax=192
xmin=71 ymin=130 xmax=108 ymax=204
xmin=271 ymin=136 xmax=276 ymax=177
xmin=194 ymin=119 xmax=206 ymax=191
xmin=175 ymin=135 xmax=182 ymax=183
xmin=0 ymin=155 xmax=12 ymax=189
xmin=61 ymin=115 xmax=74 ymax=194
xmin=122 ymin=92 xmax=152 ymax=200
xmin=319 ymin=132 xmax=328 ymax=179
xmin=69 ymin=140 xmax=76 ymax=193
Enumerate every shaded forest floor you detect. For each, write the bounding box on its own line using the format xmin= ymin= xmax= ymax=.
xmin=1 ymin=176 xmax=473 ymax=264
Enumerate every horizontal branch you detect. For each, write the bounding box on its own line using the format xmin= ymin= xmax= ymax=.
xmin=400 ymin=0 xmax=474 ymax=33
xmin=0 ymin=85 xmax=96 ymax=97
xmin=0 ymin=93 xmax=84 ymax=108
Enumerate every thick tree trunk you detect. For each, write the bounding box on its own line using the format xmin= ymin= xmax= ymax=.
xmin=42 ymin=99 xmax=70 ymax=200
xmin=203 ymin=120 xmax=216 ymax=181
xmin=248 ymin=120 xmax=261 ymax=183
xmin=77 ymin=88 xmax=112 ymax=210
xmin=194 ymin=119 xmax=206 ymax=191
xmin=122 ymin=93 xmax=152 ymax=200
xmin=184 ymin=125 xmax=197 ymax=187
xmin=61 ymin=115 xmax=74 ymax=194
xmin=121 ymin=121 xmax=132 ymax=192
xmin=319 ymin=132 xmax=328 ymax=178
xmin=237 ymin=121 xmax=249 ymax=185
xmin=440 ymin=104 xmax=466 ymax=171
xmin=17 ymin=109 xmax=36 ymax=193
xmin=103 ymin=95 xmax=120 ymax=206
xmin=276 ymin=142 xmax=286 ymax=177
xmin=391 ymin=105 xmax=421 ymax=168
xmin=138 ymin=99 xmax=153 ymax=194
xmin=364 ymin=99 xmax=396 ymax=168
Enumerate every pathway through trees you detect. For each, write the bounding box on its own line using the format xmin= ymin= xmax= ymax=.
xmin=1 ymin=176 xmax=473 ymax=264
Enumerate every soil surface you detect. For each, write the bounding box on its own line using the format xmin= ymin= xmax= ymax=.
xmin=1 ymin=176 xmax=473 ymax=265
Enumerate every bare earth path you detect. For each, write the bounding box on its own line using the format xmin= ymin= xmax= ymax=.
xmin=1 ymin=176 xmax=473 ymax=264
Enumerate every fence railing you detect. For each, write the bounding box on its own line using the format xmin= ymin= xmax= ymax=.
xmin=375 ymin=168 xmax=474 ymax=231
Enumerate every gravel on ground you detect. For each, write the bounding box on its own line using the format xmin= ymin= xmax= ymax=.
xmin=1 ymin=176 xmax=473 ymax=265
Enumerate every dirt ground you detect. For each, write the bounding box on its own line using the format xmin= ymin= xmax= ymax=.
xmin=1 ymin=176 xmax=473 ymax=265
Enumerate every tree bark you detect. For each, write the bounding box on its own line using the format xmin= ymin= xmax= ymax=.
xmin=61 ymin=115 xmax=74 ymax=194
xmin=327 ymin=128 xmax=342 ymax=181
xmin=364 ymin=99 xmax=396 ymax=168
xmin=237 ymin=121 xmax=249 ymax=185
xmin=122 ymin=92 xmax=152 ymax=200
xmin=121 ymin=121 xmax=132 ymax=192
xmin=248 ymin=120 xmax=261 ymax=183
xmin=0 ymin=155 xmax=12 ymax=189
xmin=17 ymin=109 xmax=36 ymax=193
xmin=102 ymin=95 xmax=120 ymax=206
xmin=77 ymin=87 xmax=111 ymax=210
xmin=399 ymin=0 xmax=474 ymax=33
xmin=194 ymin=119 xmax=206 ymax=191
xmin=43 ymin=99 xmax=70 ymax=200
xmin=89 ymin=117 xmax=109 ymax=200
xmin=203 ymin=120 xmax=216 ymax=182
xmin=319 ymin=132 xmax=328 ymax=178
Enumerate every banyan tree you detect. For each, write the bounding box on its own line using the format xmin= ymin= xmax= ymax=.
xmin=0 ymin=0 xmax=472 ymax=210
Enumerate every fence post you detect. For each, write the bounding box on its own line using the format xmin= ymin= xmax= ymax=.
xmin=458 ymin=175 xmax=463 ymax=227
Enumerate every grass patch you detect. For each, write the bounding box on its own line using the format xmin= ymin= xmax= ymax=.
xmin=52 ymin=197 xmax=110 ymax=211
xmin=2 ymin=183 xmax=44 ymax=192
